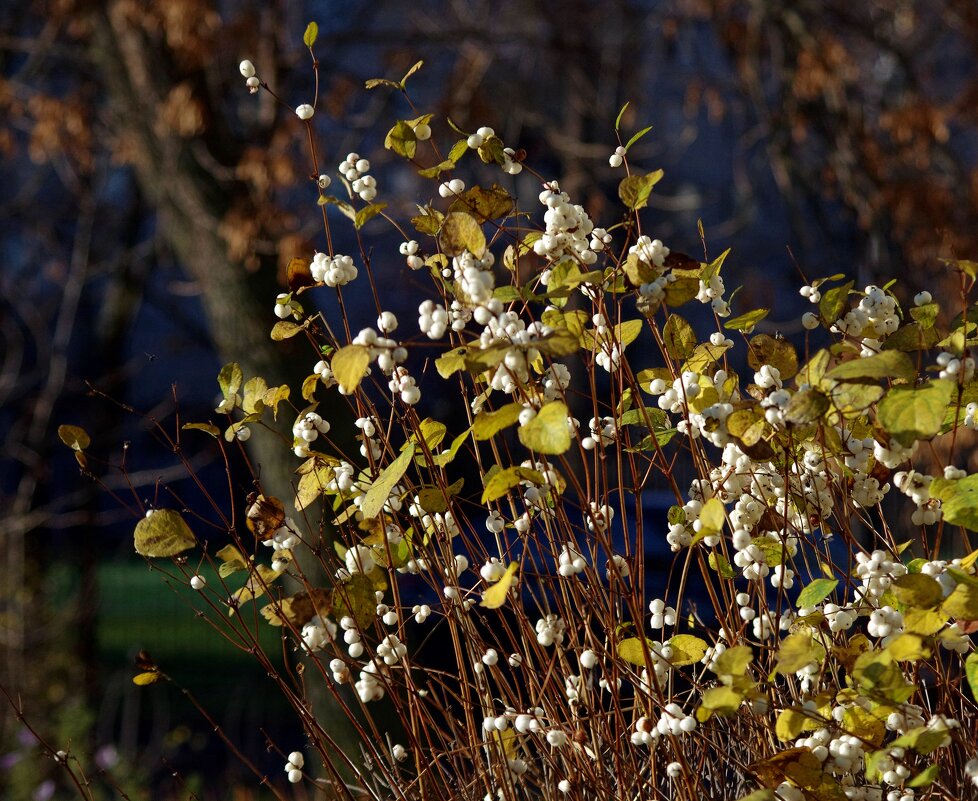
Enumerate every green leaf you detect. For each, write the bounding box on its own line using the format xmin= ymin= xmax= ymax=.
xmin=331 ymin=574 xmax=377 ymax=627
xmin=663 ymin=268 xmax=701 ymax=306
xmin=941 ymin=257 xmax=978 ymax=279
xmin=747 ymin=334 xmax=798 ymax=380
xmin=877 ymin=379 xmax=954 ymax=447
xmin=439 ymin=211 xmax=486 ymax=257
xmin=411 ymin=207 xmax=444 ymax=234
xmin=617 ymin=637 xmax=653 ymax=666
xmin=418 ymin=159 xmax=455 ymax=179
xmin=481 ymin=466 xmax=545 ymax=503
xmin=683 ymin=341 xmax=731 ymax=374
xmin=435 ymin=346 xmax=467 ymax=379
xmin=890 ymin=726 xmax=950 ymax=756
xmin=796 ymin=578 xmax=838 ymax=608
xmin=667 ymin=634 xmax=707 ymax=666
xmin=736 ymin=791 xmax=775 ymax=801
xmin=825 ymin=350 xmax=915 ymax=382
xmin=696 ymin=685 xmax=744 ymax=720
xmin=906 ymin=764 xmax=940 ymax=789
xmin=331 ymin=345 xmax=371 ymax=393
xmin=58 ymin=424 xmax=90 ymax=451
xmin=713 ymin=645 xmax=753 ymax=678
xmin=965 ymin=652 xmax=978 ymax=700
xmin=892 ymin=573 xmax=945 ymax=609
xmin=881 ymin=322 xmax=941 ymax=352
xmin=399 ymin=59 xmax=424 ymax=86
xmin=385 ymin=120 xmax=418 ymax=159
xmin=360 ymin=444 xmax=415 ymax=519
xmin=942 ymin=581 xmax=978 ymax=620
xmin=317 ymin=194 xmax=356 ymax=220
xmin=783 ymin=387 xmax=830 ymax=426
xmin=218 ymin=362 xmax=243 ymax=399
xmin=773 ymin=632 xmax=824 ymax=675
xmin=517 ymin=401 xmax=572 ymax=455
xmin=663 ymin=314 xmax=696 ymax=361
xmin=624 ymin=124 xmax=653 ymax=152
xmin=181 ymin=422 xmax=220 ymax=438
xmin=910 ymin=302 xmax=939 ymax=329
xmin=270 ymin=320 xmax=306 ymax=341
xmin=449 ymin=184 xmax=514 ymax=222
xmin=354 ymin=202 xmax=387 ymax=229
xmin=614 ymin=101 xmax=630 ymax=131
xmin=708 ymin=551 xmax=736 ymax=578
xmin=623 ymin=252 xmax=655 ymax=286
xmin=134 ymin=509 xmax=196 ymax=558
xmin=302 ymin=21 xmax=318 ymax=47
xmin=618 ymin=170 xmax=664 ymax=211
xmin=885 ymin=633 xmax=930 ymax=662
xmin=477 ymin=135 xmax=506 ymax=165
xmin=448 ymin=139 xmax=468 ymax=163
xmin=724 ymin=308 xmax=769 ymax=332
xmin=819 ymin=280 xmax=853 ymax=323
xmin=472 ymin=402 xmax=523 ymax=441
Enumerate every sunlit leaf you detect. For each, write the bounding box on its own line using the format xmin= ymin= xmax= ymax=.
xmin=825 ymin=350 xmax=915 ymax=382
xmin=181 ymin=422 xmax=220 ymax=438
xmin=663 ymin=314 xmax=696 ymax=361
xmin=892 ymin=573 xmax=944 ymax=609
xmin=667 ymin=634 xmax=707 ymax=667
xmin=724 ymin=308 xmax=769 ymax=332
xmin=773 ymin=632 xmax=824 ymax=676
xmin=877 ymin=379 xmax=953 ymax=447
xmin=354 ymin=202 xmax=388 ymax=229
xmin=517 ymin=401 xmax=571 ymax=455
xmin=331 ymin=345 xmax=371 ymax=393
xmin=618 ymin=170 xmax=664 ymax=210
xmin=747 ymin=334 xmax=798 ymax=380
xmin=472 ymin=402 xmax=523 ymax=441
xmin=480 ymin=465 xmax=545 ymax=503
xmin=134 ymin=509 xmax=195 ymax=558
xmin=58 ymin=424 xmax=90 ymax=451
xmin=480 ymin=562 xmax=518 ymax=609
xmin=216 ymin=544 xmax=249 ymax=578
xmin=796 ymin=578 xmax=838 ymax=608
xmin=439 ymin=211 xmax=486 ymax=257
xmin=360 ymin=444 xmax=415 ymax=519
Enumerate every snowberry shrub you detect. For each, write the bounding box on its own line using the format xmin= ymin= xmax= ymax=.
xmin=72 ymin=21 xmax=978 ymax=801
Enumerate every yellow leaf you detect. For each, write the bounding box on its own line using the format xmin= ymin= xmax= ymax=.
xmin=775 ymin=709 xmax=808 ymax=741
xmin=773 ymin=632 xmax=825 ymax=676
xmin=331 ymin=345 xmax=371 ymax=393
xmin=696 ymin=497 xmax=726 ymax=539
xmin=517 ymin=401 xmax=571 ymax=455
xmin=134 ymin=510 xmax=196 ymax=558
xmin=480 ymin=562 xmax=518 ymax=609
xmin=133 ymin=671 xmax=161 ymax=686
xmin=216 ymin=544 xmax=250 ymax=578
xmin=360 ymin=444 xmax=415 ymax=519
xmin=58 ymin=424 xmax=90 ymax=451
xmin=667 ymin=634 xmax=707 ymax=667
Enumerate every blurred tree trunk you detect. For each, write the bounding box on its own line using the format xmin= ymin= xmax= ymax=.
xmin=84 ymin=1 xmax=359 ymax=761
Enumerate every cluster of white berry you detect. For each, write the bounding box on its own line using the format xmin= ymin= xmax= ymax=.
xmin=310 ymin=252 xmax=358 ymax=286
xmin=338 ymin=153 xmax=377 ymax=201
